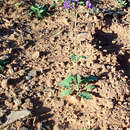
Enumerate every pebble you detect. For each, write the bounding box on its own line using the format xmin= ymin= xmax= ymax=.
xmin=14 ymin=98 xmax=22 ymax=107
xmin=0 ymin=110 xmax=31 ymax=129
xmin=13 ymin=67 xmax=18 ymax=72
xmin=25 ymin=86 xmax=30 ymax=91
xmin=0 ymin=55 xmax=9 ymax=60
xmin=32 ymin=51 xmax=39 ymax=59
xmin=8 ymin=67 xmax=14 ymax=75
xmin=25 ymin=76 xmax=31 ymax=80
xmin=22 ymin=98 xmax=33 ymax=109
xmin=28 ymin=70 xmax=37 ymax=77
xmin=1 ymin=79 xmax=8 ymax=88
xmin=0 ymin=108 xmax=7 ymax=117
xmin=19 ymin=70 xmax=25 ymax=76
xmin=19 ymin=127 xmax=29 ymax=130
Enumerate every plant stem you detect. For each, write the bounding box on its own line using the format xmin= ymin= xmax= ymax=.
xmin=74 ymin=9 xmax=79 ymax=91
xmin=74 ymin=9 xmax=78 ymax=75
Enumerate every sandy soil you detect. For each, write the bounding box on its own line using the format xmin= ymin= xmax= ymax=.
xmin=0 ymin=0 xmax=130 ymax=129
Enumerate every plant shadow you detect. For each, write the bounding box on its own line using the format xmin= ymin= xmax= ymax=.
xmin=0 ymin=27 xmax=14 ymax=37
xmin=92 ymin=29 xmax=121 ymax=55
xmin=116 ymin=50 xmax=130 ymax=85
xmin=28 ymin=97 xmax=54 ymax=129
xmin=92 ymin=29 xmax=129 ymax=85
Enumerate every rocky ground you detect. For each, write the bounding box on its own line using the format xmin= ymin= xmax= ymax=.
xmin=0 ymin=0 xmax=130 ymax=129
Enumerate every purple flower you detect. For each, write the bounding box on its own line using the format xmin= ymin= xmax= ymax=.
xmin=72 ymin=0 xmax=79 ymax=2
xmin=63 ymin=0 xmax=79 ymax=10
xmin=86 ymin=0 xmax=92 ymax=9
xmin=70 ymin=4 xmax=74 ymax=9
xmin=63 ymin=0 xmax=70 ymax=9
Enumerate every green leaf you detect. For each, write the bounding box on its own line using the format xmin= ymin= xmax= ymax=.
xmin=78 ymin=1 xmax=84 ymax=5
xmin=15 ymin=3 xmax=21 ymax=7
xmin=39 ymin=9 xmax=45 ymax=13
xmin=51 ymin=3 xmax=56 ymax=9
xmin=30 ymin=6 xmax=37 ymax=12
xmin=82 ymin=76 xmax=98 ymax=83
xmin=71 ymin=75 xmax=77 ymax=84
xmin=79 ymin=55 xmax=87 ymax=60
xmin=77 ymin=74 xmax=82 ymax=84
xmin=71 ymin=54 xmax=87 ymax=63
xmin=83 ymin=85 xmax=96 ymax=90
xmin=58 ymin=74 xmax=74 ymax=88
xmin=71 ymin=53 xmax=77 ymax=63
xmin=58 ymin=89 xmax=72 ymax=97
xmin=78 ymin=92 xmax=91 ymax=100
xmin=54 ymin=0 xmax=59 ymax=3
xmin=35 ymin=3 xmax=40 ymax=8
xmin=37 ymin=12 xmax=41 ymax=19
xmin=0 ymin=65 xmax=3 ymax=71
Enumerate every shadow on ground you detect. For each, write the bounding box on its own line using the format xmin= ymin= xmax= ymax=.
xmin=30 ymin=97 xmax=54 ymax=130
xmin=92 ymin=29 xmax=130 ymax=85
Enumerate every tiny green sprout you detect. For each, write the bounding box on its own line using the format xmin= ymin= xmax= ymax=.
xmin=29 ymin=3 xmax=47 ymax=19
xmin=91 ymin=6 xmax=99 ymax=15
xmin=117 ymin=0 xmax=127 ymax=8
xmin=29 ymin=3 xmax=56 ymax=19
xmin=71 ymin=53 xmax=87 ymax=63
xmin=15 ymin=3 xmax=21 ymax=7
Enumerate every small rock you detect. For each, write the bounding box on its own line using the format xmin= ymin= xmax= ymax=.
xmin=67 ymin=95 xmax=80 ymax=105
xmin=22 ymin=98 xmax=33 ymax=109
xmin=19 ymin=70 xmax=25 ymax=76
xmin=0 ymin=110 xmax=31 ymax=129
xmin=32 ymin=51 xmax=39 ymax=59
xmin=14 ymin=98 xmax=22 ymax=108
xmin=25 ymin=76 xmax=31 ymax=80
xmin=0 ymin=108 xmax=7 ymax=117
xmin=13 ymin=67 xmax=18 ymax=72
xmin=77 ymin=32 xmax=88 ymax=41
xmin=28 ymin=70 xmax=37 ymax=77
xmin=19 ymin=126 xmax=29 ymax=130
xmin=0 ymin=55 xmax=9 ymax=60
xmin=105 ymin=99 xmax=114 ymax=109
xmin=25 ymin=86 xmax=30 ymax=92
xmin=5 ymin=100 xmax=13 ymax=109
xmin=1 ymin=79 xmax=8 ymax=88
xmin=8 ymin=67 xmax=14 ymax=75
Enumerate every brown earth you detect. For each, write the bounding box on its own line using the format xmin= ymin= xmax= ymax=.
xmin=0 ymin=0 xmax=130 ymax=130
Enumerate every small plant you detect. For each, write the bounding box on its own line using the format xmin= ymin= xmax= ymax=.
xmin=58 ymin=0 xmax=98 ymax=100
xmin=116 ymin=0 xmax=127 ymax=8
xmin=15 ymin=3 xmax=21 ymax=7
xmin=58 ymin=73 xmax=98 ymax=99
xmin=29 ymin=3 xmax=56 ymax=19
